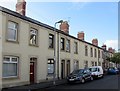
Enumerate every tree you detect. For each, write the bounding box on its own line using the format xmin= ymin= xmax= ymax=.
xmin=110 ymin=53 xmax=120 ymax=64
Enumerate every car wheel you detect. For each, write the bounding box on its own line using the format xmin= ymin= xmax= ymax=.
xmin=81 ymin=78 xmax=85 ymax=83
xmin=90 ymin=76 xmax=93 ymax=81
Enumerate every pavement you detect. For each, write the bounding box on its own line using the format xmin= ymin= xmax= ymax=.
xmin=2 ymin=79 xmax=67 ymax=91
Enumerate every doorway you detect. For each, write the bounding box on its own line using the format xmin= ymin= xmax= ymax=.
xmin=30 ymin=57 xmax=37 ymax=84
xmin=66 ymin=60 xmax=70 ymax=76
xmin=61 ymin=60 xmax=65 ymax=79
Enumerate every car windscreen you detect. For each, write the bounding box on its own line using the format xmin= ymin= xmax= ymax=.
xmin=72 ymin=69 xmax=84 ymax=74
xmin=89 ymin=68 xmax=97 ymax=72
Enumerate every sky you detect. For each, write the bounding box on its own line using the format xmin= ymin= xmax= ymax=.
xmin=0 ymin=0 xmax=118 ymax=51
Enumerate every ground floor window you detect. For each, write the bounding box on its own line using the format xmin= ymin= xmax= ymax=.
xmin=95 ymin=62 xmax=97 ymax=66
xmin=91 ymin=61 xmax=94 ymax=66
xmin=98 ymin=62 xmax=101 ymax=66
xmin=74 ymin=60 xmax=79 ymax=70
xmin=84 ymin=60 xmax=88 ymax=68
xmin=2 ymin=56 xmax=18 ymax=78
xmin=47 ymin=59 xmax=54 ymax=74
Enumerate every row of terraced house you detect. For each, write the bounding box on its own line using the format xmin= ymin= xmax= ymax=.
xmin=0 ymin=0 xmax=115 ymax=89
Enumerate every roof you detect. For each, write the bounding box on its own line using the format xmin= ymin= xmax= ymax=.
xmin=0 ymin=6 xmax=111 ymax=51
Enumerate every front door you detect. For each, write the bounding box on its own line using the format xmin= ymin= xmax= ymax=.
xmin=30 ymin=62 xmax=35 ymax=83
xmin=66 ymin=60 xmax=70 ymax=76
xmin=61 ymin=60 xmax=65 ymax=79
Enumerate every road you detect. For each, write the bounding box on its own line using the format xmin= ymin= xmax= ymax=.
xmin=37 ymin=75 xmax=120 ymax=91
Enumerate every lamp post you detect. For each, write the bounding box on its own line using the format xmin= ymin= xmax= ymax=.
xmin=53 ymin=20 xmax=63 ymax=85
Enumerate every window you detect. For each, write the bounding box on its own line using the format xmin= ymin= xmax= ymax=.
xmin=85 ymin=45 xmax=88 ymax=56
xmin=74 ymin=42 xmax=78 ymax=54
xmin=94 ymin=49 xmax=97 ymax=58
xmin=98 ymin=50 xmax=100 ymax=58
xmin=66 ymin=39 xmax=70 ymax=52
xmin=7 ymin=21 xmax=18 ymax=41
xmin=74 ymin=60 xmax=79 ymax=70
xmin=30 ymin=28 xmax=38 ymax=45
xmin=84 ymin=61 xmax=88 ymax=68
xmin=3 ymin=56 xmax=18 ymax=78
xmin=49 ymin=34 xmax=54 ymax=48
xmin=102 ymin=51 xmax=104 ymax=59
xmin=61 ymin=38 xmax=65 ymax=50
xmin=95 ymin=62 xmax=97 ymax=66
xmin=98 ymin=62 xmax=101 ymax=66
xmin=91 ymin=61 xmax=94 ymax=66
xmin=91 ymin=47 xmax=93 ymax=57
xmin=47 ymin=59 xmax=54 ymax=74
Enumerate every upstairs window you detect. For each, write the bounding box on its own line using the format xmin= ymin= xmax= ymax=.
xmin=66 ymin=39 xmax=70 ymax=52
xmin=85 ymin=45 xmax=88 ymax=56
xmin=7 ymin=21 xmax=18 ymax=41
xmin=61 ymin=38 xmax=65 ymax=50
xmin=94 ymin=49 xmax=97 ymax=58
xmin=30 ymin=28 xmax=38 ymax=45
xmin=49 ymin=34 xmax=54 ymax=48
xmin=98 ymin=50 xmax=100 ymax=58
xmin=74 ymin=42 xmax=78 ymax=54
xmin=91 ymin=47 xmax=93 ymax=57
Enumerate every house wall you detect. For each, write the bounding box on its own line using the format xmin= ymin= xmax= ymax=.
xmin=1 ymin=11 xmax=104 ymax=88
xmin=0 ymin=10 xmax=3 ymax=89
xmin=2 ymin=13 xmax=55 ymax=88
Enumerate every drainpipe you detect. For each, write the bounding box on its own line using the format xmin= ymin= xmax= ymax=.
xmin=57 ymin=32 xmax=60 ymax=79
xmin=98 ymin=48 xmax=99 ymax=66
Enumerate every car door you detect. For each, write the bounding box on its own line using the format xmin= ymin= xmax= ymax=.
xmin=86 ymin=69 xmax=91 ymax=80
xmin=83 ymin=70 xmax=89 ymax=80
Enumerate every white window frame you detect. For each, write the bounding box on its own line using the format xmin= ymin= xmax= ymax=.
xmin=3 ymin=56 xmax=19 ymax=78
xmin=7 ymin=21 xmax=18 ymax=41
xmin=66 ymin=39 xmax=70 ymax=52
xmin=74 ymin=60 xmax=79 ymax=70
xmin=49 ymin=34 xmax=54 ymax=48
xmin=74 ymin=42 xmax=78 ymax=54
xmin=47 ymin=59 xmax=54 ymax=75
xmin=30 ymin=28 xmax=38 ymax=45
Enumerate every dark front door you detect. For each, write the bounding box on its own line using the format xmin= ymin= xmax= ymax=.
xmin=61 ymin=60 xmax=65 ymax=79
xmin=66 ymin=60 xmax=70 ymax=76
xmin=30 ymin=62 xmax=35 ymax=83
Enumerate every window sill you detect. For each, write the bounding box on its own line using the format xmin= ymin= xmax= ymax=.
xmin=47 ymin=74 xmax=54 ymax=76
xmin=74 ymin=52 xmax=78 ymax=54
xmin=66 ymin=51 xmax=70 ymax=53
xmin=2 ymin=76 xmax=18 ymax=79
xmin=60 ymin=50 xmax=65 ymax=52
xmin=48 ymin=47 xmax=54 ymax=50
xmin=29 ymin=44 xmax=39 ymax=47
xmin=6 ymin=40 xmax=19 ymax=44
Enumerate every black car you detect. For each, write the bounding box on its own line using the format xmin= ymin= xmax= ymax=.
xmin=67 ymin=69 xmax=93 ymax=84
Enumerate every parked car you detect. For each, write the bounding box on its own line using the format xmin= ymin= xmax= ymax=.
xmin=89 ymin=66 xmax=104 ymax=79
xmin=107 ymin=67 xmax=119 ymax=75
xmin=67 ymin=69 xmax=93 ymax=84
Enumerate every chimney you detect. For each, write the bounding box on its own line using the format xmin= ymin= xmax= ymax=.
xmin=92 ymin=38 xmax=98 ymax=46
xmin=77 ymin=31 xmax=84 ymax=40
xmin=108 ymin=47 xmax=115 ymax=53
xmin=102 ymin=44 xmax=107 ymax=50
xmin=60 ymin=21 xmax=69 ymax=34
xmin=16 ymin=0 xmax=26 ymax=16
